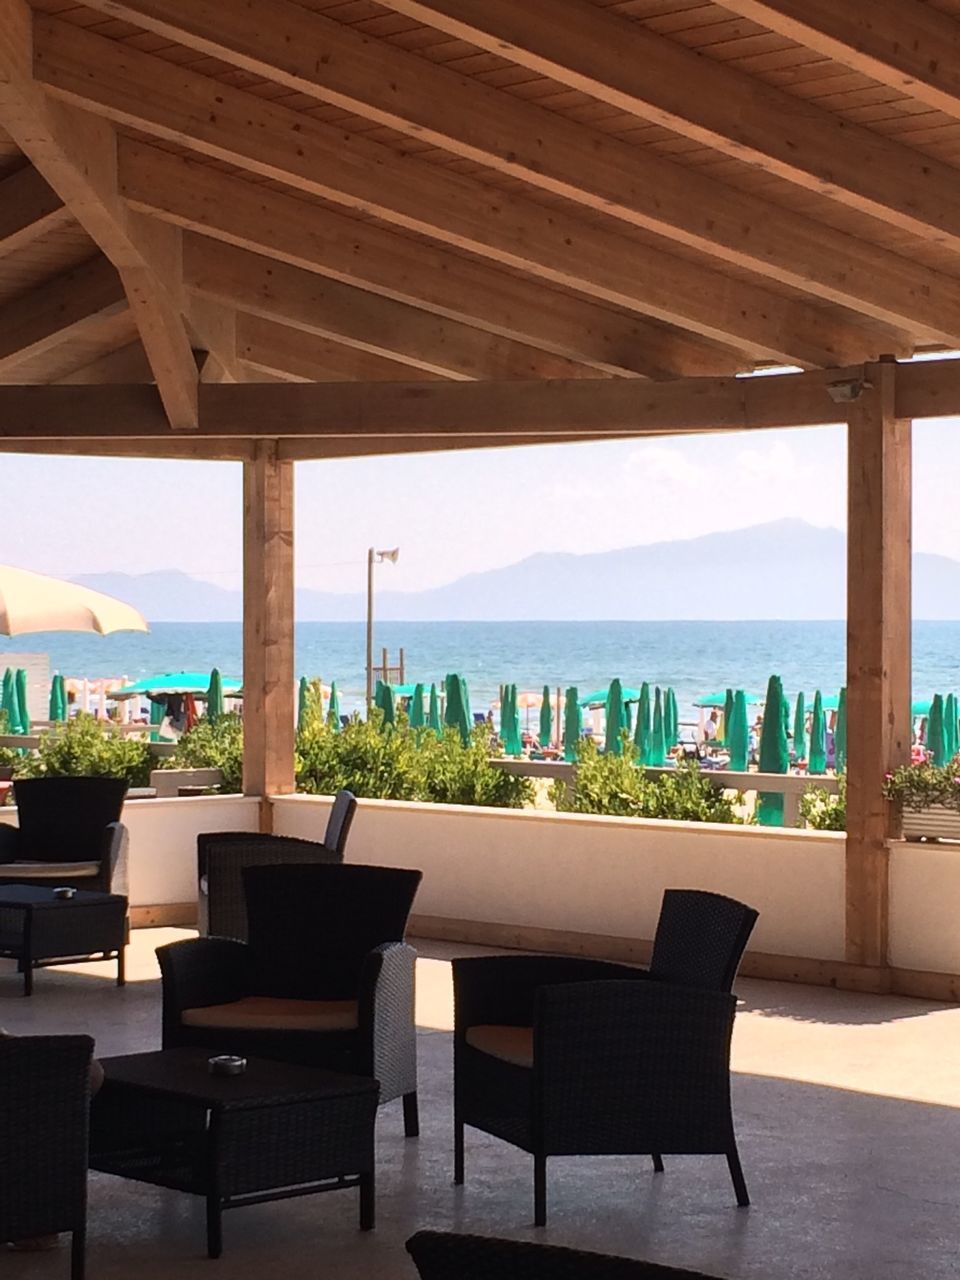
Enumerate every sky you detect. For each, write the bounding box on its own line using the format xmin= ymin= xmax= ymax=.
xmin=0 ymin=416 xmax=957 ymax=596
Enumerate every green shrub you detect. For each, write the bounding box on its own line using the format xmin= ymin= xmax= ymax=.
xmin=418 ymin=724 xmax=532 ymax=809
xmin=296 ymin=712 xmax=423 ymax=801
xmin=799 ymin=776 xmax=846 ymax=831
xmin=16 ymin=714 xmax=151 ymax=788
xmin=170 ymin=713 xmax=244 ymax=793
xmin=0 ymin=710 xmax=18 ymax=771
xmin=551 ymin=738 xmax=744 ymax=823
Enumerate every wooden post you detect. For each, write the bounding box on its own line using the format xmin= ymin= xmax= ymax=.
xmin=242 ymin=440 xmax=295 ymax=823
xmin=845 ymin=358 xmax=911 ymax=970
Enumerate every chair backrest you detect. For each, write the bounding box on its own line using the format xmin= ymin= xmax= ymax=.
xmin=648 ymin=890 xmax=758 ymax=992
xmin=406 ymin=1232 xmax=720 ymax=1279
xmin=0 ymin=1035 xmax=92 ymax=1242
xmin=198 ymin=831 xmax=341 ymax=941
xmin=243 ymin=862 xmax=422 ymax=999
xmin=323 ymin=789 xmax=357 ymax=857
xmin=12 ymin=776 xmax=127 ymax=862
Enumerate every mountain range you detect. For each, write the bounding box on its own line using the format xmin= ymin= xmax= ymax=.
xmin=73 ymin=519 xmax=960 ymax=622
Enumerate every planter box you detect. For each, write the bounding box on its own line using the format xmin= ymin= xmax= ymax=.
xmin=901 ymin=804 xmax=960 ymax=842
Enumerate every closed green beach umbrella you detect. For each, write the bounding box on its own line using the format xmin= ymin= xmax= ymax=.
xmin=563 ymin=686 xmax=581 ymax=762
xmin=722 ymin=688 xmax=735 ymax=747
xmin=793 ymin=691 xmax=807 ymax=763
xmin=327 ymin=681 xmax=341 ymax=731
xmin=809 ymin=690 xmax=827 ymax=775
xmin=634 ymin=681 xmax=651 ymax=764
xmin=727 ymin=689 xmax=749 ymax=772
xmin=649 ymin=686 xmax=666 ymax=767
xmin=207 ymin=668 xmax=225 ymax=722
xmin=15 ymin=668 xmax=28 ymax=733
xmin=428 ymin=682 xmax=442 ymax=734
xmin=604 ymin=678 xmax=625 ymax=755
xmin=665 ymin=687 xmax=679 ymax=748
xmin=1 ymin=667 xmax=15 ymax=731
xmin=380 ymin=682 xmax=396 ymax=728
xmin=539 ymin=684 xmax=553 ymax=749
xmin=56 ymin=673 xmax=67 ymax=722
xmin=835 ymin=687 xmax=847 ymax=773
xmin=409 ymin=682 xmax=425 ymax=730
xmin=297 ymin=675 xmax=310 ymax=729
xmin=444 ymin=673 xmax=470 ymax=744
xmin=758 ymin=674 xmax=789 ymax=826
xmin=49 ymin=674 xmax=65 ymax=722
xmin=504 ymin=683 xmax=522 ymax=756
xmin=928 ymin=693 xmax=947 ymax=766
xmin=946 ymin=692 xmax=959 ymax=760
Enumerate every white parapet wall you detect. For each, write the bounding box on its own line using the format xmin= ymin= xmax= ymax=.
xmin=271 ymin=795 xmax=847 ymax=964
xmin=889 ymin=842 xmax=960 ymax=975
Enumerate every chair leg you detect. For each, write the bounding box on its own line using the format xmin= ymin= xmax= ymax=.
xmin=652 ymin=1153 xmax=664 ymax=1173
xmin=534 ymin=1153 xmax=547 ymax=1227
xmin=71 ymin=1227 xmax=86 ymax=1280
xmin=454 ymin=1120 xmax=464 ymax=1185
xmin=402 ymin=1090 xmax=419 ymax=1138
xmin=727 ymin=1146 xmax=750 ymax=1207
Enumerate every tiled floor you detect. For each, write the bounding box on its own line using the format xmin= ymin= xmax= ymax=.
xmin=2 ymin=931 xmax=960 ymax=1278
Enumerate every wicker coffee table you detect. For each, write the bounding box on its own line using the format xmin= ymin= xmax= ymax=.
xmin=0 ymin=884 xmax=127 ymax=995
xmin=89 ymin=1048 xmax=379 ymax=1258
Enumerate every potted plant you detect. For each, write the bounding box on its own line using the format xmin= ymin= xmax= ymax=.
xmin=882 ymin=759 xmax=960 ymax=841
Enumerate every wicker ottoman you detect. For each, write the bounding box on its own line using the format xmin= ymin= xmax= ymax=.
xmin=89 ymin=1047 xmax=379 ymax=1258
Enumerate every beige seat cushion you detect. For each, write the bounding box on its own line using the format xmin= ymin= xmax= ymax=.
xmin=182 ymin=995 xmax=359 ymax=1032
xmin=466 ymin=1024 xmax=534 ymax=1068
xmin=0 ymin=860 xmax=100 ymax=878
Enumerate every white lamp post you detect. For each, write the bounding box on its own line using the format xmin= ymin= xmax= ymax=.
xmin=366 ymin=546 xmax=399 ymax=707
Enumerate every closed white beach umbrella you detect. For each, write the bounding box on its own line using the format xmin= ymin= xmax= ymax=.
xmin=0 ymin=565 xmax=148 ymax=636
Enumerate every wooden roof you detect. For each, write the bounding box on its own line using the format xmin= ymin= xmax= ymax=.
xmin=1 ymin=0 xmax=960 ymax=449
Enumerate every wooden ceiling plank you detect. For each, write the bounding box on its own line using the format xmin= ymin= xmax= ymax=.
xmin=720 ymin=1 xmax=960 ymax=123
xmin=380 ymin=0 xmax=960 ymax=254
xmin=54 ymin=338 xmax=153 ymax=382
xmin=0 ymin=253 xmax=127 ymax=366
xmin=32 ymin=15 xmax=880 ymax=367
xmin=0 ymin=161 xmax=73 ymax=258
xmin=119 ymin=138 xmax=741 ymax=379
xmin=81 ymin=0 xmax=960 ymax=345
xmin=183 ymin=233 xmax=604 ymax=381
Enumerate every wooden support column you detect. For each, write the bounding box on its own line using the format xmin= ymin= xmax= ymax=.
xmin=845 ymin=358 xmax=912 ymax=970
xmin=243 ymin=440 xmax=295 ymax=824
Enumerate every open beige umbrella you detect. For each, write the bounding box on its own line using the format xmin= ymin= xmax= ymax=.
xmin=0 ymin=565 xmax=148 ymax=635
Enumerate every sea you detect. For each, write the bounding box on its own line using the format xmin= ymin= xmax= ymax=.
xmin=3 ymin=620 xmax=960 ymax=721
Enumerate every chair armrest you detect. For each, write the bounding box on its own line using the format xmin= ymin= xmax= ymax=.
xmin=0 ymin=823 xmax=20 ymax=862
xmin=453 ymin=954 xmax=643 ymax=1032
xmin=157 ymin=937 xmax=251 ymax=1039
xmin=101 ymin=821 xmax=128 ymax=894
xmin=356 ymin=941 xmax=417 ymax=1102
xmin=534 ymin=980 xmax=736 ymax=1149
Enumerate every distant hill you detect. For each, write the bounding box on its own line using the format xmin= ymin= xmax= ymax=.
xmin=73 ymin=519 xmax=960 ymax=622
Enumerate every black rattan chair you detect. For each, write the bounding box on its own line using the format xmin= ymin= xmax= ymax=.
xmin=0 ymin=1034 xmax=93 ymax=1279
xmin=197 ymin=790 xmax=357 ymax=940
xmin=454 ymin=890 xmax=758 ymax=1224
xmin=159 ymin=861 xmax=422 ymax=1134
xmin=0 ymin=777 xmax=128 ymax=894
xmin=406 ymin=1231 xmax=723 ymax=1279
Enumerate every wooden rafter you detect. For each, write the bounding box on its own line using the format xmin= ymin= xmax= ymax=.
xmin=119 ymin=140 xmax=739 ymax=380
xmin=55 ymin=340 xmax=153 ymax=384
xmin=720 ymin=0 xmax=960 ymax=123
xmin=32 ymin=17 xmax=885 ymax=369
xmin=381 ymin=0 xmax=960 ymax=256
xmin=86 ymin=0 xmax=960 ymax=347
xmin=0 ymin=254 xmax=127 ymax=367
xmin=0 ymin=162 xmax=71 ymax=258
xmin=237 ymin=315 xmax=446 ymax=384
xmin=0 ymin=0 xmax=199 ymax=426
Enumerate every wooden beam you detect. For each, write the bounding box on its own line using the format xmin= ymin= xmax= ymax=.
xmin=0 ymin=358 xmax=957 ymax=442
xmin=33 ymin=18 xmax=879 ymax=368
xmin=0 ymin=437 xmax=254 ymax=458
xmin=91 ymin=0 xmax=960 ymax=346
xmin=119 ymin=139 xmax=738 ymax=380
xmin=238 ymin=315 xmax=445 ymax=384
xmin=0 ymin=254 xmax=127 ymax=366
xmin=184 ymin=235 xmax=596 ymax=382
xmin=0 ymin=0 xmax=198 ymax=427
xmin=0 ymin=162 xmax=72 ymax=258
xmin=383 ymin=0 xmax=960 ymax=256
xmin=243 ymin=440 xmax=295 ymax=800
xmin=720 ymin=0 xmax=960 ymax=124
xmin=845 ymin=359 xmax=912 ymax=968
xmin=55 ymin=340 xmax=153 ymax=384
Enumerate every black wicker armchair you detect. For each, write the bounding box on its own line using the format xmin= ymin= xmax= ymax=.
xmin=406 ymin=1231 xmax=725 ymax=1279
xmin=0 ymin=1034 xmax=93 ymax=1280
xmin=159 ymin=861 xmax=422 ymax=1134
xmin=454 ymin=890 xmax=758 ymax=1224
xmin=0 ymin=777 xmax=128 ymax=894
xmin=197 ymin=789 xmax=357 ymax=940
